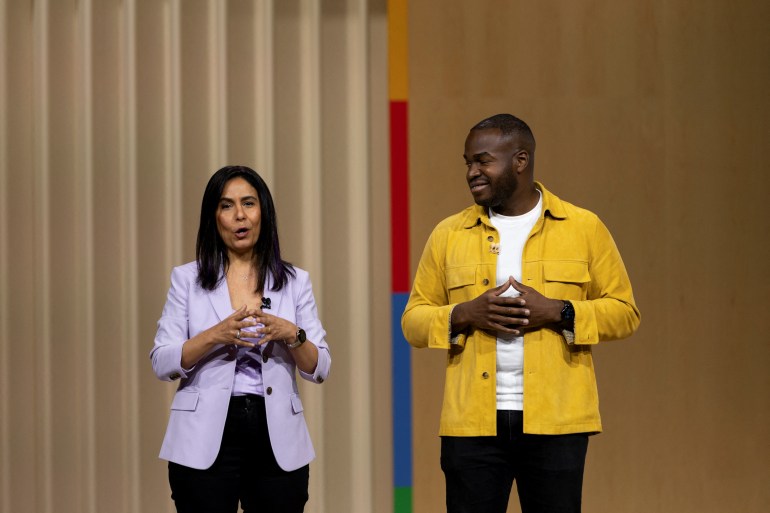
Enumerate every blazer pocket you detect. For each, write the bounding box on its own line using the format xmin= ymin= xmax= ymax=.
xmin=290 ymin=393 xmax=304 ymax=414
xmin=543 ymin=260 xmax=590 ymax=300
xmin=170 ymin=391 xmax=200 ymax=411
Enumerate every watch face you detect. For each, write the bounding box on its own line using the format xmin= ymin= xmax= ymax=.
xmin=297 ymin=328 xmax=307 ymax=343
xmin=561 ymin=301 xmax=575 ymax=322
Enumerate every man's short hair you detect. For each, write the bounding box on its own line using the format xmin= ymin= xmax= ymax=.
xmin=472 ymin=113 xmax=536 ymax=150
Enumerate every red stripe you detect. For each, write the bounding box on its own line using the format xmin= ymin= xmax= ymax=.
xmin=390 ymin=101 xmax=410 ymax=292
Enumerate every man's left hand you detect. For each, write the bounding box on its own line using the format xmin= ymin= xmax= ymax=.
xmin=508 ymin=276 xmax=564 ymax=330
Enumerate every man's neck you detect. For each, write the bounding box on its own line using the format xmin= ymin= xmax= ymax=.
xmin=495 ymin=186 xmax=540 ymax=216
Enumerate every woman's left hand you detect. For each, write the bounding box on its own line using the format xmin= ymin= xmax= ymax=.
xmin=254 ymin=310 xmax=319 ymax=374
xmin=253 ymin=311 xmax=299 ymax=345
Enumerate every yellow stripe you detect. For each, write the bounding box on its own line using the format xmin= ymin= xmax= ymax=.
xmin=388 ymin=0 xmax=408 ymax=101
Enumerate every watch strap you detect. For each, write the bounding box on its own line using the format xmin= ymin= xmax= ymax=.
xmin=286 ymin=328 xmax=306 ymax=349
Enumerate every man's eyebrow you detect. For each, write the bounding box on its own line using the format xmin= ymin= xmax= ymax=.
xmin=463 ymin=152 xmax=494 ymax=160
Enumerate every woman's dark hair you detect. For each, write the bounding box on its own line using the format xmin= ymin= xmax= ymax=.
xmin=196 ymin=165 xmax=294 ymax=292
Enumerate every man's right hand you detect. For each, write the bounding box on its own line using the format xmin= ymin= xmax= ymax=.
xmin=450 ymin=278 xmax=530 ymax=336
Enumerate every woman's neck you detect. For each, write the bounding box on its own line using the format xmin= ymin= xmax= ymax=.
xmin=226 ymin=252 xmax=257 ymax=274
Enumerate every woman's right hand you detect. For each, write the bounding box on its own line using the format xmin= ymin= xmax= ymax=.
xmin=205 ymin=305 xmax=261 ymax=348
xmin=181 ymin=305 xmax=260 ymax=369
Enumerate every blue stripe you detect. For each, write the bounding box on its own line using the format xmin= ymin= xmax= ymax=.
xmin=392 ymin=292 xmax=412 ymax=488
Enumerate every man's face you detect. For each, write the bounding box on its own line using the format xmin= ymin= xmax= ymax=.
xmin=463 ymin=128 xmax=520 ymax=214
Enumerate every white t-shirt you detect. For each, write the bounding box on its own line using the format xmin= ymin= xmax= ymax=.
xmin=488 ymin=191 xmax=542 ymax=410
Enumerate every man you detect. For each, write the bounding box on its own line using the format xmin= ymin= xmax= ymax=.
xmin=401 ymin=113 xmax=640 ymax=513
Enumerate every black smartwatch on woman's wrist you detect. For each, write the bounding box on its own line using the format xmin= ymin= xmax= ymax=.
xmin=286 ymin=328 xmax=306 ymax=349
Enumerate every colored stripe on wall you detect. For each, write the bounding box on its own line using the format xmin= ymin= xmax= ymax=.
xmin=391 ymin=293 xmax=412 ymax=487
xmin=389 ymin=1 xmax=411 ymax=512
xmin=390 ymin=101 xmax=409 ymax=293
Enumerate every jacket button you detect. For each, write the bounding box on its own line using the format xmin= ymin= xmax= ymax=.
xmin=487 ymin=236 xmax=494 ymax=242
xmin=262 ymin=354 xmax=268 ymax=363
xmin=482 ymin=372 xmax=489 ymax=379
xmin=266 ymin=387 xmax=273 ymax=395
xmin=482 ymin=278 xmax=489 ymax=285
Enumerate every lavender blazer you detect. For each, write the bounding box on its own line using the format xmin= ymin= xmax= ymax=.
xmin=150 ymin=261 xmax=331 ymax=471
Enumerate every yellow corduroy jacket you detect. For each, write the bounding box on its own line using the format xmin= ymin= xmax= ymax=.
xmin=401 ymin=182 xmax=640 ymax=436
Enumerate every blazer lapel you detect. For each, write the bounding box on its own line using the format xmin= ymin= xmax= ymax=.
xmin=208 ymin=274 xmax=233 ymax=321
xmin=260 ymin=274 xmax=283 ymax=315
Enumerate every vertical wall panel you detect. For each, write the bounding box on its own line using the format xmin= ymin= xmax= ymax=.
xmin=253 ymin=0 xmax=274 ymax=184
xmin=273 ymin=0 xmax=304 ymax=240
xmin=136 ymin=1 xmax=177 ymax=511
xmin=225 ymin=0 xmax=256 ymax=167
xmin=296 ymin=0 xmax=322 ymax=282
xmin=0 ymin=2 xmax=9 ymax=512
xmin=3 ymin=1 xmax=38 ymax=512
xmin=47 ymin=0 xmax=88 ymax=510
xmin=318 ymin=2 xmax=355 ymax=508
xmin=273 ymin=1 xmax=329 ymax=509
xmin=318 ymin=1 xmax=373 ymax=511
xmin=341 ymin=2 xmax=372 ymax=511
xmin=32 ymin=1 xmax=54 ymax=511
xmin=179 ymin=0 xmax=212 ymax=255
xmin=367 ymin=2 xmax=393 ymax=512
xmin=120 ymin=0 xmax=143 ymax=511
xmin=90 ymin=0 xmax=133 ymax=510
xmin=297 ymin=1 xmax=327 ymax=509
xmin=75 ymin=0 xmax=97 ymax=511
xmin=208 ymin=0 xmax=226 ymax=170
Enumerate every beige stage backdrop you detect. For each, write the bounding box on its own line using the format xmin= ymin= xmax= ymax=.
xmin=0 ymin=1 xmax=393 ymax=513
xmin=2 ymin=1 xmax=770 ymax=513
xmin=407 ymin=1 xmax=770 ymax=513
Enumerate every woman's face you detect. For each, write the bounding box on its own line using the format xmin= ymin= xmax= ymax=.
xmin=216 ymin=177 xmax=262 ymax=257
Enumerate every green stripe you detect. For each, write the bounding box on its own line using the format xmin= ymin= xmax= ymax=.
xmin=394 ymin=486 xmax=412 ymax=513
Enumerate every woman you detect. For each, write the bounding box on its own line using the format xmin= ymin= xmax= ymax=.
xmin=151 ymin=166 xmax=331 ymax=513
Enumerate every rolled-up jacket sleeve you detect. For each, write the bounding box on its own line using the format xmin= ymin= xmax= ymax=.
xmin=295 ymin=270 xmax=331 ymax=383
xmin=150 ymin=266 xmax=195 ymax=381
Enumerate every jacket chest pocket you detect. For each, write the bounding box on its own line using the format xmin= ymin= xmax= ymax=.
xmin=445 ymin=265 xmax=477 ymax=303
xmin=542 ymin=261 xmax=590 ymax=300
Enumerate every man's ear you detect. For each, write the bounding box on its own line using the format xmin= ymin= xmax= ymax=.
xmin=513 ymin=149 xmax=530 ymax=173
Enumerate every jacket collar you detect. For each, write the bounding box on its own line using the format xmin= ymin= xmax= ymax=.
xmin=461 ymin=181 xmax=566 ymax=229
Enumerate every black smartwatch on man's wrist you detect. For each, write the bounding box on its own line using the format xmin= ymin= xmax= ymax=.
xmin=560 ymin=300 xmax=575 ymax=329
xmin=560 ymin=301 xmax=576 ymax=344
